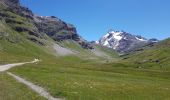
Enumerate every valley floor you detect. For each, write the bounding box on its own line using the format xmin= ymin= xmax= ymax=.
xmin=1 ymin=56 xmax=170 ymax=100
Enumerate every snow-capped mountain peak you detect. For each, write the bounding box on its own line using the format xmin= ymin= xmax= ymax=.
xmin=107 ymin=31 xmax=123 ymax=40
xmin=100 ymin=31 xmax=124 ymax=49
xmin=97 ymin=30 xmax=158 ymax=53
xmin=135 ymin=35 xmax=147 ymax=42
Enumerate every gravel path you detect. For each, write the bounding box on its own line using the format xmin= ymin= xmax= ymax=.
xmin=0 ymin=59 xmax=62 ymax=100
xmin=7 ymin=72 xmax=62 ymax=100
xmin=0 ymin=59 xmax=39 ymax=72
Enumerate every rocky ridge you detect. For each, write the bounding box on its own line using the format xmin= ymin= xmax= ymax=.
xmin=0 ymin=0 xmax=93 ymax=49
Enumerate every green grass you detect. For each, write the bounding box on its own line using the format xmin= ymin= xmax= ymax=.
xmin=94 ymin=44 xmax=118 ymax=58
xmin=0 ymin=19 xmax=54 ymax=64
xmin=60 ymin=40 xmax=83 ymax=52
xmin=8 ymin=55 xmax=170 ymax=100
xmin=0 ymin=73 xmax=46 ymax=100
xmin=59 ymin=40 xmax=94 ymax=56
xmin=122 ymin=38 xmax=170 ymax=70
xmin=0 ymin=37 xmax=53 ymax=64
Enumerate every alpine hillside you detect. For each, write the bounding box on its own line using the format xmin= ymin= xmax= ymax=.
xmin=1 ymin=0 xmax=170 ymax=100
xmin=0 ymin=0 xmax=117 ymax=62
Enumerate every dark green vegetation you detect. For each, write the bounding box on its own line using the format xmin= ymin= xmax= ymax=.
xmin=1 ymin=0 xmax=170 ymax=100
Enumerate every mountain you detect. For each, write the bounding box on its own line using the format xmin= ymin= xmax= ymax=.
xmin=96 ymin=30 xmax=158 ymax=53
xmin=1 ymin=0 xmax=170 ymax=100
xmin=121 ymin=38 xmax=170 ymax=69
xmin=0 ymin=0 xmax=117 ymax=62
xmin=0 ymin=0 xmax=93 ymax=49
xmin=33 ymin=15 xmax=94 ymax=49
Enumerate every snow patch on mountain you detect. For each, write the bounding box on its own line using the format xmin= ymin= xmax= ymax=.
xmin=97 ymin=31 xmax=125 ymax=49
xmin=135 ymin=37 xmax=147 ymax=41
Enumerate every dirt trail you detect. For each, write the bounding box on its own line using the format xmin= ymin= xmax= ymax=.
xmin=7 ymin=72 xmax=62 ymax=100
xmin=0 ymin=59 xmax=39 ymax=72
xmin=0 ymin=59 xmax=63 ymax=100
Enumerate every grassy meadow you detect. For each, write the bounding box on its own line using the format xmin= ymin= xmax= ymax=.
xmin=0 ymin=72 xmax=45 ymax=100
xmin=8 ymin=55 xmax=170 ymax=100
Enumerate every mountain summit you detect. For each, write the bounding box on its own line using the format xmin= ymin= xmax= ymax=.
xmin=96 ymin=30 xmax=158 ymax=53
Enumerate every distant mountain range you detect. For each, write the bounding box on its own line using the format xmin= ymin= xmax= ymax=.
xmin=96 ymin=30 xmax=158 ymax=53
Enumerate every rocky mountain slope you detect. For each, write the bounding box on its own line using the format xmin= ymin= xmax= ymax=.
xmin=0 ymin=0 xmax=117 ymax=63
xmin=0 ymin=0 xmax=92 ymax=49
xmin=96 ymin=30 xmax=158 ymax=53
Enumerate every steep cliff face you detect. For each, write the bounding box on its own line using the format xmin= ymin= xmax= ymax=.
xmin=33 ymin=15 xmax=93 ymax=49
xmin=34 ymin=16 xmax=79 ymax=41
xmin=0 ymin=0 xmax=20 ymax=8
xmin=0 ymin=0 xmax=33 ymax=18
xmin=0 ymin=0 xmax=93 ymax=49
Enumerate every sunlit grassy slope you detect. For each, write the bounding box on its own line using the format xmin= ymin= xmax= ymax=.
xmin=0 ymin=10 xmax=52 ymax=64
xmin=122 ymin=38 xmax=170 ymax=70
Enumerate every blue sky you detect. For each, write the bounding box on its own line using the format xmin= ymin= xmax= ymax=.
xmin=21 ymin=0 xmax=170 ymax=41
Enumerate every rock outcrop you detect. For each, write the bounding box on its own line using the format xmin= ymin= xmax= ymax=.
xmin=34 ymin=15 xmax=93 ymax=49
xmin=0 ymin=0 xmax=93 ymax=49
